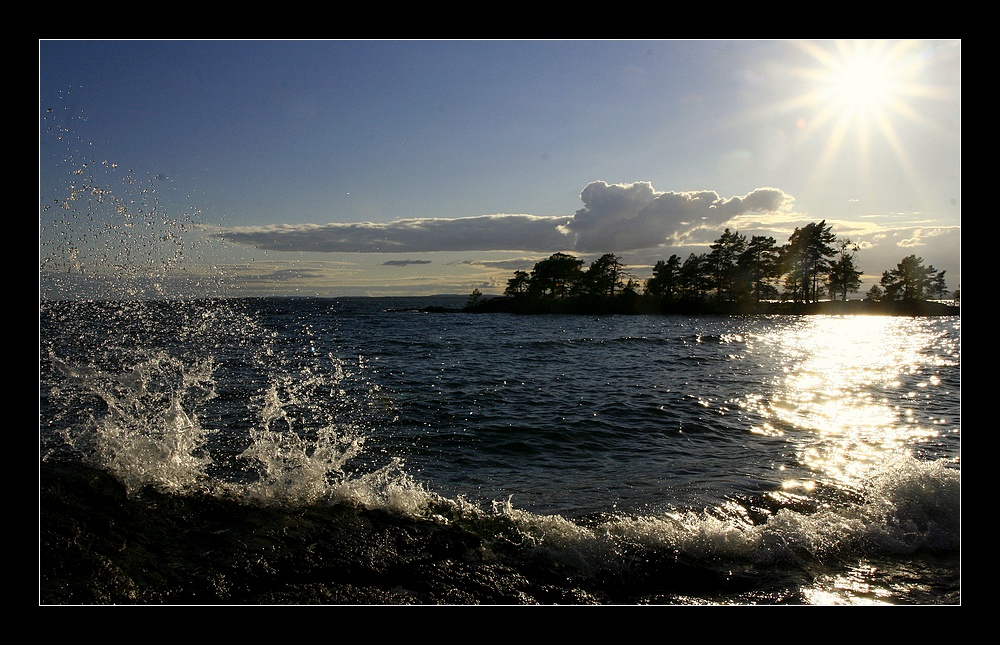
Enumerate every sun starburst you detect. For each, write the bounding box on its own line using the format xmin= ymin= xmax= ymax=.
xmin=778 ymin=40 xmax=959 ymax=206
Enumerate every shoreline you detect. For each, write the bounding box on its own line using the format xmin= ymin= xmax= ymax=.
xmin=427 ymin=297 xmax=960 ymax=317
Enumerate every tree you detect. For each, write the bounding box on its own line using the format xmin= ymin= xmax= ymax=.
xmin=826 ymin=240 xmax=863 ymax=301
xmin=528 ymin=252 xmax=584 ymax=298
xmin=706 ymin=229 xmax=747 ymax=302
xmin=466 ymin=288 xmax=484 ymax=308
xmin=737 ymin=235 xmax=781 ymax=303
xmin=580 ymin=253 xmax=629 ymax=299
xmin=678 ymin=253 xmax=710 ymax=301
xmin=504 ymin=270 xmax=531 ymax=297
xmin=880 ymin=255 xmax=947 ymax=301
xmin=645 ymin=255 xmax=682 ymax=300
xmin=486 ymin=220 xmax=957 ymax=315
xmin=929 ymin=270 xmax=949 ymax=300
xmin=782 ymin=221 xmax=838 ymax=303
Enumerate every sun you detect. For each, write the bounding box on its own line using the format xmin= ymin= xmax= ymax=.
xmin=794 ymin=40 xmax=915 ymax=138
xmin=777 ymin=40 xmax=958 ymax=199
xmin=823 ymin=45 xmax=899 ymax=117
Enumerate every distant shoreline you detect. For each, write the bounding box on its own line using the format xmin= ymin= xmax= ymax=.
xmin=38 ymin=295 xmax=960 ymax=317
xmin=425 ymin=297 xmax=960 ymax=317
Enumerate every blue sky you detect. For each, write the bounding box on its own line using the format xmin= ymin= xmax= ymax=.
xmin=39 ymin=39 xmax=961 ymax=298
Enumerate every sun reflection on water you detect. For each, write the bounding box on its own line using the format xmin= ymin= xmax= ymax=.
xmin=746 ymin=315 xmax=958 ymax=489
xmin=802 ymin=562 xmax=895 ymax=605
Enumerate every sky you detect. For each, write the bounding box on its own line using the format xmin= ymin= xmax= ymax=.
xmin=39 ymin=39 xmax=961 ymax=299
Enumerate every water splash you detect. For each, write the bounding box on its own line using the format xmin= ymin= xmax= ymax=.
xmin=40 ymin=106 xmax=424 ymax=509
xmin=236 ymin=371 xmax=369 ymax=505
xmin=48 ymin=350 xmax=215 ymax=494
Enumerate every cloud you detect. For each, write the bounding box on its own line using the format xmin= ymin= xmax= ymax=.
xmin=564 ymin=181 xmax=792 ymax=253
xmin=382 ymin=259 xmax=433 ymax=266
xmin=898 ymin=227 xmax=951 ymax=249
xmin=211 ymin=181 xmax=793 ymax=255
xmin=212 ymin=214 xmax=571 ymax=253
xmin=563 ymin=181 xmax=793 ymax=252
xmin=898 ymin=233 xmax=925 ymax=248
xmin=455 ymin=258 xmax=539 ymax=270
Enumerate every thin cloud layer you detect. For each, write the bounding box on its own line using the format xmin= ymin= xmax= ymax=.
xmin=213 ymin=214 xmax=571 ymax=253
xmin=211 ymin=182 xmax=793 ymax=254
xmin=382 ymin=259 xmax=433 ymax=266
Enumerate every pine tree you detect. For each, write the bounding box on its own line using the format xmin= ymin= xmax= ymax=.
xmin=826 ymin=240 xmax=863 ymax=301
xmin=880 ymin=255 xmax=947 ymax=301
xmin=782 ymin=221 xmax=838 ymax=303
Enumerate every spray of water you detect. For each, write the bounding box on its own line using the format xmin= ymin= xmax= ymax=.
xmin=40 ymin=102 xmax=432 ymax=511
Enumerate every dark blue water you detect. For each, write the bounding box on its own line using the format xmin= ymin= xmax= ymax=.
xmin=39 ymin=296 xmax=961 ymax=604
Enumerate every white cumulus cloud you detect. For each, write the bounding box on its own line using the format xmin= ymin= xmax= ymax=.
xmin=563 ymin=181 xmax=793 ymax=252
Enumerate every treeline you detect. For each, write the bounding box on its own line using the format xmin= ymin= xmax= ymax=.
xmin=465 ymin=220 xmax=957 ymax=315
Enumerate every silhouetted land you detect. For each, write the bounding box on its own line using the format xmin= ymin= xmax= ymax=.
xmin=420 ymin=297 xmax=960 ymax=316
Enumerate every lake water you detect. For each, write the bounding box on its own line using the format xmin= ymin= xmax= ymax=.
xmin=39 ymin=296 xmax=961 ymax=604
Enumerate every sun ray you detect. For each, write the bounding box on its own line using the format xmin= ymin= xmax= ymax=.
xmin=778 ymin=40 xmax=959 ymax=210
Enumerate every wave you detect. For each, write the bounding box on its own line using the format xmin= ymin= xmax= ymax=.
xmin=39 ymin=448 xmax=959 ymax=605
xmin=39 ymin=301 xmax=960 ymax=604
xmin=42 ymin=325 xmax=960 ymax=550
xmin=41 ymin=354 xmax=959 ymax=604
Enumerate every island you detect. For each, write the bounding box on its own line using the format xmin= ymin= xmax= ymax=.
xmin=432 ymin=222 xmax=961 ymax=317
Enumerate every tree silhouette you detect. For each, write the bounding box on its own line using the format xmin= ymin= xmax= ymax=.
xmin=578 ymin=253 xmax=629 ymax=299
xmin=504 ymin=270 xmax=531 ymax=297
xmin=470 ymin=221 xmax=955 ymax=315
xmin=645 ymin=255 xmax=682 ymax=300
xmin=466 ymin=288 xmax=484 ymax=308
xmin=737 ymin=235 xmax=782 ymax=303
xmin=706 ymin=228 xmax=747 ymax=302
xmin=528 ymin=252 xmax=584 ymax=299
xmin=827 ymin=240 xmax=863 ymax=301
xmin=678 ymin=253 xmax=710 ymax=301
xmin=782 ymin=220 xmax=838 ymax=303
xmin=880 ymin=255 xmax=947 ymax=301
